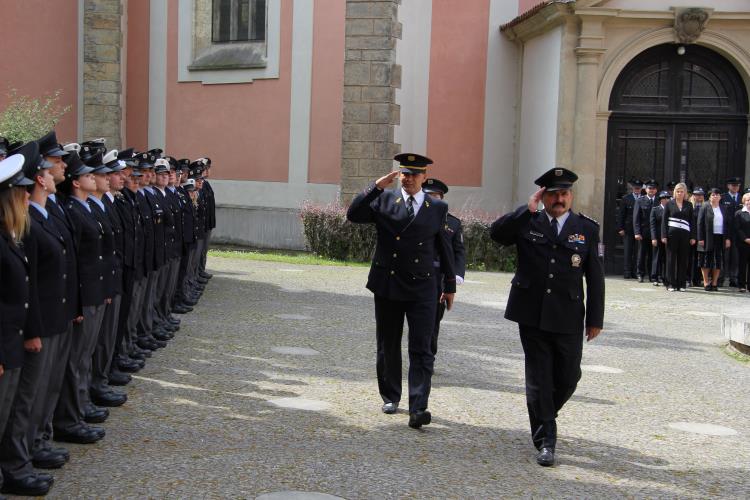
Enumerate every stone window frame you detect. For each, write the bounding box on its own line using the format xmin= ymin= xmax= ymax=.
xmin=177 ymin=0 xmax=280 ymax=84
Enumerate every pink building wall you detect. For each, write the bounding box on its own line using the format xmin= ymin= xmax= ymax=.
xmin=125 ymin=0 xmax=150 ymax=152
xmin=308 ymin=0 xmax=345 ymax=185
xmin=163 ymin=0 xmax=293 ymax=182
xmin=0 ymin=1 xmax=79 ymax=142
xmin=426 ymin=0 xmax=490 ymax=187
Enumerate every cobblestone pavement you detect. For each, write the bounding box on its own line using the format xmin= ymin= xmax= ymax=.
xmin=40 ymin=256 xmax=749 ymax=499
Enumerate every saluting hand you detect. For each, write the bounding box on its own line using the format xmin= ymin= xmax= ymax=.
xmin=440 ymin=292 xmax=455 ymax=311
xmin=376 ymin=170 xmax=400 ymax=190
xmin=586 ymin=327 xmax=602 ymax=342
xmin=528 ymin=187 xmax=546 ymax=212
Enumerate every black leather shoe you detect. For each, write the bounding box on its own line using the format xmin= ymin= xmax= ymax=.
xmin=381 ymin=402 xmax=398 ymax=414
xmin=197 ymin=277 xmax=209 ymax=285
xmin=128 ymin=351 xmax=146 ymax=361
xmin=53 ymin=428 xmax=103 ymax=444
xmin=168 ymin=315 xmax=181 ymax=324
xmin=536 ymin=447 xmax=555 ymax=466
xmin=181 ymin=298 xmax=198 ymax=307
xmin=408 ymin=410 xmax=432 ymax=429
xmin=84 ymin=425 xmax=106 ymax=438
xmin=49 ymin=447 xmax=70 ymax=462
xmin=132 ymin=346 xmax=152 ymax=358
xmin=200 ymin=271 xmax=213 ymax=279
xmin=136 ymin=338 xmax=158 ymax=350
xmin=173 ymin=304 xmax=193 ymax=313
xmin=153 ymin=331 xmax=172 ymax=342
xmin=161 ymin=322 xmax=177 ymax=332
xmin=118 ymin=359 xmax=142 ymax=373
xmin=109 ymin=370 xmax=132 ymax=386
xmin=84 ymin=407 xmax=109 ymax=423
xmin=91 ymin=390 xmax=127 ymax=407
xmin=0 ymin=474 xmax=52 ymax=496
xmin=638 ymin=276 xmax=644 ymax=283
xmin=31 ymin=448 xmax=66 ymax=469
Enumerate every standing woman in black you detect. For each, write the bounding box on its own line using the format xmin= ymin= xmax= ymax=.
xmin=735 ymin=193 xmax=750 ymax=292
xmin=661 ymin=182 xmax=696 ymax=291
xmin=696 ymin=188 xmax=733 ymax=291
xmin=0 ymin=154 xmax=52 ymax=496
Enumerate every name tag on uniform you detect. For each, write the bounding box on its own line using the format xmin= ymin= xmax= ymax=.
xmin=529 ymin=230 xmax=544 ymax=238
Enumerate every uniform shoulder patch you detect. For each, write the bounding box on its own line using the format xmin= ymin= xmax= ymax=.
xmin=578 ymin=212 xmax=599 ymax=226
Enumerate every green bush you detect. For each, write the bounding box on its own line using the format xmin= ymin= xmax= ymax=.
xmin=0 ymin=89 xmax=71 ymax=143
xmin=300 ymin=201 xmax=517 ymax=272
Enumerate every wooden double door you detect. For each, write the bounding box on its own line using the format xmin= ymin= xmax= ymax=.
xmin=603 ymin=44 xmax=748 ymax=275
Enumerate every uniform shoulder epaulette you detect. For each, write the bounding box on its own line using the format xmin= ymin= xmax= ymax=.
xmin=578 ymin=212 xmax=599 ymax=226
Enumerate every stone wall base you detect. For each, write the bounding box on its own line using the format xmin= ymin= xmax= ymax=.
xmin=211 ymin=206 xmax=306 ymax=250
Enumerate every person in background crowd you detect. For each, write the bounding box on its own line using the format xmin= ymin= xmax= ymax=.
xmin=197 ymin=158 xmax=215 ymax=281
xmin=421 ymin=178 xmax=465 ymax=356
xmin=689 ymin=187 xmax=706 ymax=287
xmin=697 ymin=188 xmax=733 ymax=291
xmin=650 ymin=191 xmax=670 ymax=286
xmin=0 ymin=154 xmax=51 ymax=497
xmin=661 ymin=183 xmax=695 ymax=292
xmin=734 ymin=192 xmax=750 ymax=293
xmin=720 ymin=177 xmax=743 ymax=287
xmin=618 ymin=178 xmax=641 ymax=279
xmin=634 ymin=179 xmax=658 ymax=282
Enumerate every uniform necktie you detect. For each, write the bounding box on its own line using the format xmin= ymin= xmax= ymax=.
xmin=407 ymin=196 xmax=415 ymax=218
xmin=551 ymin=217 xmax=558 ymax=235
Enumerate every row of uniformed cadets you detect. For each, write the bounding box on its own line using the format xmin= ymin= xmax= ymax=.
xmin=618 ymin=177 xmax=750 ymax=291
xmin=0 ymin=132 xmax=216 ymax=497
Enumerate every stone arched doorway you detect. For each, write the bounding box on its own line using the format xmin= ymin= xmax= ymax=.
xmin=603 ymin=43 xmax=749 ymax=275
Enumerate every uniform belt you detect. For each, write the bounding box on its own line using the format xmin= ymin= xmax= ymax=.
xmin=667 ymin=218 xmax=690 ymax=231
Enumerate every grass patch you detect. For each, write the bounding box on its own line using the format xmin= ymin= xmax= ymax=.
xmin=723 ymin=343 xmax=750 ymax=364
xmin=208 ymin=249 xmax=370 ymax=267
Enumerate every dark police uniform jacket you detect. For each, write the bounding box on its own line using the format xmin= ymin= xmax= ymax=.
xmin=177 ymin=186 xmax=196 ymax=252
xmin=490 ymin=206 xmax=605 ymax=335
xmin=0 ymin=231 xmax=34 ymax=370
xmin=649 ymin=204 xmax=665 ymax=241
xmin=46 ymin=196 xmax=81 ymax=320
xmin=65 ymin=198 xmax=106 ymax=307
xmin=166 ymin=187 xmax=183 ymax=260
xmin=633 ymin=195 xmax=656 ymax=237
xmin=26 ymin=208 xmax=67 ymax=337
xmin=89 ymin=199 xmax=118 ymax=297
xmin=721 ymin=193 xmax=742 ymax=241
xmin=435 ymin=213 xmax=465 ymax=288
xmin=145 ymin=188 xmax=166 ymax=269
xmin=617 ymin=192 xmax=637 ymax=234
xmin=203 ymin=180 xmax=216 ymax=231
xmin=347 ymin=183 xmax=456 ymax=302
xmin=135 ymin=190 xmax=155 ymax=276
xmin=102 ymin=194 xmax=125 ymax=292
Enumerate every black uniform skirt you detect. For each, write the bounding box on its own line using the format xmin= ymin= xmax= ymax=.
xmin=698 ymin=236 xmax=724 ymax=270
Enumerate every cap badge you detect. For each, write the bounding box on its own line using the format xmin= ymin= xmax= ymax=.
xmin=571 ymin=254 xmax=581 ymax=267
xmin=408 ymin=155 xmax=415 ymax=161
xmin=555 ymin=169 xmax=563 ymax=177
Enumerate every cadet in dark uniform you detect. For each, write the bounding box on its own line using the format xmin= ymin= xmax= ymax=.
xmin=0 ymin=154 xmax=53 ymax=497
xmin=689 ymin=187 xmax=705 ymax=286
xmin=720 ymin=177 xmax=742 ymax=287
xmin=422 ymin=178 xmax=465 ymax=356
xmin=490 ymin=167 xmax=605 ymax=467
xmin=617 ymin=179 xmax=641 ymax=279
xmin=346 ymin=154 xmax=456 ymax=429
xmin=649 ymin=191 xmax=670 ymax=286
xmin=633 ymin=179 xmax=658 ymax=282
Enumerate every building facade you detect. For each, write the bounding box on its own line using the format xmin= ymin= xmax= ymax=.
xmin=2 ymin=0 xmax=749 ymax=273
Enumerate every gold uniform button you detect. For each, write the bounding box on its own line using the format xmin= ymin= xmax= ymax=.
xmin=392 ymin=253 xmax=397 ymax=258
xmin=390 ymin=270 xmax=395 ymax=275
xmin=395 ymin=236 xmax=400 ymax=240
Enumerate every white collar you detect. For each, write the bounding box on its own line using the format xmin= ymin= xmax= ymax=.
xmin=401 ymin=188 xmax=425 ymax=206
xmin=545 ymin=210 xmax=571 ymax=230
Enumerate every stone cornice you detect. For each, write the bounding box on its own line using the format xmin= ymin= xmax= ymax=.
xmin=575 ymin=7 xmax=750 ymax=22
xmin=501 ymin=2 xmax=575 ymax=42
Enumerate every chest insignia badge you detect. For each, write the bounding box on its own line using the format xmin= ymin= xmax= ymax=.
xmin=571 ymin=254 xmax=581 ymax=267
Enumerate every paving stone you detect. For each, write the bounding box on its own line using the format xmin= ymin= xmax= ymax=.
xmin=45 ymin=257 xmax=750 ymax=498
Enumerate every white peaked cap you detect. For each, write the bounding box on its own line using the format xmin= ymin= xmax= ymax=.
xmin=63 ymin=143 xmax=81 ymax=153
xmin=103 ymin=149 xmax=119 ymax=164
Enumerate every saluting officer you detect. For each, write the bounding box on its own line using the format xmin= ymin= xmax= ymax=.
xmin=346 ymin=154 xmax=456 ymax=429
xmin=633 ymin=179 xmax=658 ymax=282
xmin=490 ymin=167 xmax=605 ymax=467
xmin=421 ymin=178 xmax=465 ymax=356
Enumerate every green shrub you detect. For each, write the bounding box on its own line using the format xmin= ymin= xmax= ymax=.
xmin=0 ymin=89 xmax=71 ymax=143
xmin=300 ymin=201 xmax=517 ymax=272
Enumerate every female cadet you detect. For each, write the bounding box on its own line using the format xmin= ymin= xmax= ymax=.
xmin=735 ymin=193 xmax=750 ymax=292
xmin=661 ymin=182 xmax=696 ymax=291
xmin=697 ymin=188 xmax=732 ymax=291
xmin=0 ymin=154 xmax=54 ymax=496
xmin=52 ymin=152 xmax=107 ymax=444
xmin=0 ymin=141 xmax=69 ymax=496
